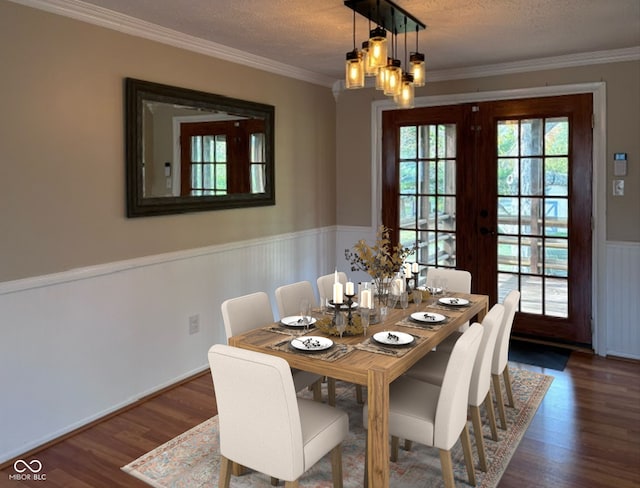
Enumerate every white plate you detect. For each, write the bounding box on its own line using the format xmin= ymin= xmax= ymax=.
xmin=328 ymin=301 xmax=358 ymax=309
xmin=280 ymin=315 xmax=317 ymax=327
xmin=290 ymin=336 xmax=333 ymax=352
xmin=372 ymin=331 xmax=415 ymax=346
xmin=438 ymin=297 xmax=470 ymax=306
xmin=410 ymin=312 xmax=446 ymax=323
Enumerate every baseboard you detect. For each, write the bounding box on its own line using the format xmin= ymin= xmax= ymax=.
xmin=0 ymin=367 xmax=210 ymax=470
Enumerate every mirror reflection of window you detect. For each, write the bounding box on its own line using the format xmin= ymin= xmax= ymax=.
xmin=250 ymin=132 xmax=266 ymax=193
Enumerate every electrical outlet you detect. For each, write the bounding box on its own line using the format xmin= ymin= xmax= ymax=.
xmin=188 ymin=314 xmax=200 ymax=335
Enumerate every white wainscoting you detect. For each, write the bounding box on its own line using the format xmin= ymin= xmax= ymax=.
xmin=0 ymin=226 xmax=337 ymax=464
xmin=603 ymin=241 xmax=640 ymax=360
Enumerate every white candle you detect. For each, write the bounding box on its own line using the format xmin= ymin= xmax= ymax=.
xmin=334 ymin=268 xmax=339 ymax=283
xmin=361 ymin=289 xmax=372 ymax=308
xmin=333 ymin=282 xmax=343 ymax=304
xmin=412 ymin=262 xmax=419 ymax=273
xmin=345 ymin=281 xmax=354 ymax=295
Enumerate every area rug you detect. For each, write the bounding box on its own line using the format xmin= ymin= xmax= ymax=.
xmin=123 ymin=367 xmax=552 ymax=488
xmin=508 ymin=339 xmax=572 ymax=371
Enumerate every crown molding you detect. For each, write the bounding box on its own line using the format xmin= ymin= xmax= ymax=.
xmin=425 ymin=46 xmax=640 ymax=82
xmin=9 ymin=0 xmax=337 ymax=87
xmin=11 ymin=0 xmax=640 ymax=92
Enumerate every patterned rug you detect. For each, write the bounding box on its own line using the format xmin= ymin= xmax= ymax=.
xmin=123 ymin=367 xmax=552 ymax=487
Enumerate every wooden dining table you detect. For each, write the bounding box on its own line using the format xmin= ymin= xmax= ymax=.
xmin=228 ymin=291 xmax=489 ymax=487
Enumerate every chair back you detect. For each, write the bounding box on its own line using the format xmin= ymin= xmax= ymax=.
xmin=492 ymin=290 xmax=521 ymax=374
xmin=426 ymin=268 xmax=471 ymax=293
xmin=316 ymin=272 xmax=347 ymax=302
xmin=208 ymin=344 xmax=304 ymax=481
xmin=469 ymin=303 xmax=505 ymax=406
xmin=275 ymin=281 xmax=318 ymax=319
xmin=221 ymin=291 xmax=273 ymax=340
xmin=427 ymin=268 xmax=472 ymax=331
xmin=434 ymin=323 xmax=483 ymax=450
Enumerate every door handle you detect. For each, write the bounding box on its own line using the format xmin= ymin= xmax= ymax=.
xmin=480 ymin=227 xmax=495 ymax=236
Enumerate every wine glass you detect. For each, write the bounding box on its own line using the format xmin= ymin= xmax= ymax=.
xmin=299 ymin=299 xmax=311 ymax=331
xmin=400 ymin=291 xmax=409 ymax=310
xmin=413 ymin=289 xmax=423 ymax=310
xmin=319 ymin=295 xmax=328 ymax=314
xmin=360 ymin=307 xmax=370 ymax=337
xmin=335 ymin=312 xmax=346 ymax=339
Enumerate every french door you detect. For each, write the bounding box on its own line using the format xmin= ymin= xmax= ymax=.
xmin=382 ymin=94 xmax=593 ymax=344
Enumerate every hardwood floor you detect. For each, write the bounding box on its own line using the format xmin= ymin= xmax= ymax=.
xmin=1 ymin=352 xmax=638 ymax=487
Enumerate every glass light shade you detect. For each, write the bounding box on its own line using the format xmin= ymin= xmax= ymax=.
xmin=375 ymin=64 xmax=387 ymax=90
xmin=383 ymin=59 xmax=402 ymax=97
xmin=410 ymin=52 xmax=426 ymax=87
xmin=368 ymin=27 xmax=388 ymax=69
xmin=362 ymin=41 xmax=377 ymax=76
xmin=395 ymin=73 xmax=415 ymax=108
xmin=345 ymin=50 xmax=364 ymax=89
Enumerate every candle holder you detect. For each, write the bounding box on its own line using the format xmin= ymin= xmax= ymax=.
xmin=412 ymin=271 xmax=420 ymax=291
xmin=405 ymin=277 xmax=412 ymax=294
xmin=328 ymin=300 xmax=343 ymax=326
xmin=344 ymin=293 xmax=355 ymax=325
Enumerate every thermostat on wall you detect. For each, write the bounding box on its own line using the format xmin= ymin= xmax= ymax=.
xmin=613 ymin=153 xmax=627 ymax=176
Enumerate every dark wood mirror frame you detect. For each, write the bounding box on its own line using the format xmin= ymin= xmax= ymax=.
xmin=125 ymin=78 xmax=275 ymax=217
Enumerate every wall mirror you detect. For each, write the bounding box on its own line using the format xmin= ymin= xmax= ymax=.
xmin=125 ymin=78 xmax=275 ymax=217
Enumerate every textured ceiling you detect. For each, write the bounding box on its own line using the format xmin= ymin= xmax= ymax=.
xmin=54 ymin=0 xmax=640 ymax=82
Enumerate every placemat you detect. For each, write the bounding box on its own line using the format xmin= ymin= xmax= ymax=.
xmin=355 ymin=333 xmax=425 ymax=357
xmin=394 ymin=315 xmax=449 ymax=331
xmin=265 ymin=324 xmax=317 ymax=337
xmin=267 ymin=337 xmax=354 ymax=361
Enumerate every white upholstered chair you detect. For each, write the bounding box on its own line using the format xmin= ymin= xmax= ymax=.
xmin=221 ymin=291 xmax=323 ymax=400
xmin=363 ymin=323 xmax=484 ymax=488
xmin=405 ymin=303 xmax=505 ymax=472
xmin=427 ymin=268 xmax=472 ymax=343
xmin=492 ymin=290 xmax=521 ymax=429
xmin=209 ymin=344 xmax=349 ymax=488
xmin=275 ymin=281 xmax=318 ymax=319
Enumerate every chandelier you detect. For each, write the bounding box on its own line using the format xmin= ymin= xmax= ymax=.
xmin=344 ymin=0 xmax=426 ymax=108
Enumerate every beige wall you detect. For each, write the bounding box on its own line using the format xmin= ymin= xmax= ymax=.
xmin=336 ymin=60 xmax=640 ymax=242
xmin=0 ymin=1 xmax=337 ymax=282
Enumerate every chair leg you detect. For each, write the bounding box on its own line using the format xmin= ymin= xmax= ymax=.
xmin=470 ymin=406 xmax=488 ymax=472
xmin=460 ymin=424 xmax=477 ymax=486
xmin=363 ymin=436 xmax=369 ymax=488
xmin=492 ymin=373 xmax=508 ymax=430
xmin=404 ymin=439 xmax=413 ymax=451
xmin=484 ymin=393 xmax=499 ymax=441
xmin=270 ymin=477 xmax=279 ymax=486
xmin=218 ymin=455 xmax=232 ymax=488
xmin=328 ymin=378 xmax=337 ymax=406
xmin=356 ymin=385 xmax=364 ymax=404
xmin=312 ymin=379 xmax=322 ymax=402
xmin=330 ymin=444 xmax=343 ymax=488
xmin=438 ymin=449 xmax=455 ymax=488
xmin=503 ymin=367 xmax=515 ymax=408
xmin=390 ymin=435 xmax=400 ymax=462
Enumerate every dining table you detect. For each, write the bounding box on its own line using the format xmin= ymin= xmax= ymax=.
xmin=228 ymin=291 xmax=489 ymax=487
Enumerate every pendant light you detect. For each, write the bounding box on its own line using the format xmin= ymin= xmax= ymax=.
xmin=345 ymin=9 xmax=364 ymax=89
xmin=395 ymin=72 xmax=414 ymax=108
xmin=368 ymin=25 xmax=387 ymax=69
xmin=383 ymin=23 xmax=401 ymax=97
xmin=410 ymin=25 xmax=426 ymax=87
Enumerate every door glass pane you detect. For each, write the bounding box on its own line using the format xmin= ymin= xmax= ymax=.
xmin=399 ymin=123 xmax=457 ymax=268
xmin=498 ymin=158 xmax=518 ymax=195
xmin=545 ymin=118 xmax=569 ymax=155
xmin=521 ymin=119 xmax=543 ymax=156
xmin=496 ymin=116 xmax=571 ymax=318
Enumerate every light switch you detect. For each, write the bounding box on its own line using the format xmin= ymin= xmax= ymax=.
xmin=613 ymin=179 xmax=624 ymax=196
